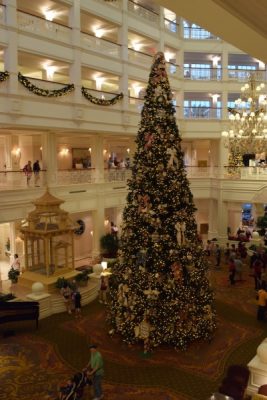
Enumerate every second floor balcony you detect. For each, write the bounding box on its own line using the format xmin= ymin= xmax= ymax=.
xmin=1 ymin=166 xmax=267 ymax=191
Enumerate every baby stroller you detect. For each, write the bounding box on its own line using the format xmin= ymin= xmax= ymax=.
xmin=57 ymin=369 xmax=91 ymax=400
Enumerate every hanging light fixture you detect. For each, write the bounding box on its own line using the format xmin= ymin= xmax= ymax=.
xmin=221 ymin=73 xmax=267 ymax=154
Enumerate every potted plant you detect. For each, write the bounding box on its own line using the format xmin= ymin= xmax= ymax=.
xmin=8 ymin=268 xmax=20 ymax=284
xmin=75 ymin=270 xmax=90 ymax=287
xmin=100 ymin=233 xmax=119 ymax=258
xmin=55 ymin=277 xmax=70 ymax=290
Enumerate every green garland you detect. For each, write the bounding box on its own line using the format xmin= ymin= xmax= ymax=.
xmin=0 ymin=71 xmax=9 ymax=82
xmin=81 ymin=87 xmax=123 ymax=106
xmin=18 ymin=72 xmax=74 ymax=97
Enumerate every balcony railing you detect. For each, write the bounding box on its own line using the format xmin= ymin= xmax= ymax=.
xmin=0 ymin=170 xmax=47 ymax=189
xmin=17 ymin=11 xmax=71 ymax=42
xmin=128 ymin=0 xmax=160 ymax=25
xmin=57 ymin=169 xmax=96 ymax=185
xmin=104 ymin=168 xmax=132 ymax=183
xmin=128 ymin=48 xmax=153 ymax=66
xmin=184 ymin=106 xmax=222 ymax=119
xmin=81 ymin=32 xmax=121 ymax=58
xmin=184 ymin=68 xmax=221 ymax=81
xmin=183 ymin=26 xmax=220 ymax=40
xmin=228 ymin=69 xmax=267 ymax=81
xmin=0 ymin=4 xmax=5 ymax=24
xmin=1 ymin=166 xmax=267 ymax=190
xmin=164 ymin=18 xmax=179 ymax=34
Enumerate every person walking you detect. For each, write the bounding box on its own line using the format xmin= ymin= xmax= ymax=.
xmin=23 ymin=161 xmax=32 ymax=186
xmin=33 ymin=160 xmax=41 ymax=187
xmin=257 ymin=283 xmax=267 ymax=321
xmin=234 ymin=253 xmax=243 ymax=282
xmin=215 ymin=244 xmax=221 ymax=268
xmin=87 ymin=344 xmax=104 ymax=400
xmin=60 ymin=283 xmax=73 ymax=315
xmin=72 ymin=289 xmax=82 ymax=318
xmin=228 ymin=257 xmax=236 ymax=285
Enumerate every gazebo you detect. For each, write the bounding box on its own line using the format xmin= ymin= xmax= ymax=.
xmin=20 ymin=189 xmax=77 ymax=280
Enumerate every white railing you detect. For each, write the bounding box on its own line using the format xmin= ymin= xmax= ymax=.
xmin=104 ymin=168 xmax=132 ymax=183
xmin=184 ymin=68 xmax=221 ymax=81
xmin=1 ymin=166 xmax=267 ymax=190
xmin=184 ymin=107 xmax=222 ymax=119
xmin=81 ymin=33 xmax=121 ymax=58
xmin=0 ymin=4 xmax=5 ymax=24
xmin=164 ymin=19 xmax=179 ymax=34
xmin=128 ymin=97 xmax=143 ymax=113
xmin=100 ymin=0 xmax=121 ymax=8
xmin=0 ymin=170 xmax=47 ymax=189
xmin=57 ymin=169 xmax=96 ymax=185
xmin=17 ymin=11 xmax=71 ymax=43
xmin=128 ymin=0 xmax=159 ymax=25
xmin=228 ymin=69 xmax=267 ymax=82
xmin=128 ymin=49 xmax=153 ymax=66
xmin=183 ymin=26 xmax=220 ymax=40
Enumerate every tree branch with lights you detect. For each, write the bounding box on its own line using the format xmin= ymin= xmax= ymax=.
xmin=81 ymin=87 xmax=123 ymax=106
xmin=18 ymin=73 xmax=74 ymax=97
xmin=108 ymin=52 xmax=216 ymax=352
xmin=0 ymin=71 xmax=9 ymax=82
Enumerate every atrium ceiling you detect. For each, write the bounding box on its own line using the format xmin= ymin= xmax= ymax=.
xmin=154 ymin=0 xmax=267 ymax=62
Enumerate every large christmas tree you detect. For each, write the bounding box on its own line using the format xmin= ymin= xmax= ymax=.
xmin=108 ymin=52 xmax=216 ymax=351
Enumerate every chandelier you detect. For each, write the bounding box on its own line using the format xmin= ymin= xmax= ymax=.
xmin=221 ymin=74 xmax=267 ymax=154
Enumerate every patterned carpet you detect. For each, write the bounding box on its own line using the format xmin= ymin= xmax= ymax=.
xmin=1 ymin=258 xmax=267 ymax=400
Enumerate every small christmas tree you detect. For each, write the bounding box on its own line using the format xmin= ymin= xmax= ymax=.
xmin=108 ymin=52 xmax=216 ymax=351
xmin=227 ymin=143 xmax=243 ymax=176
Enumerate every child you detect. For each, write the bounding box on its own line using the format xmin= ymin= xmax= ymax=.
xmin=99 ymin=275 xmax=108 ymax=304
xmin=72 ymin=290 xmax=82 ymax=318
xmin=58 ymin=377 xmax=76 ymax=400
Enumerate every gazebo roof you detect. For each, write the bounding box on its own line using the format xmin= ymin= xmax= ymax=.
xmin=33 ymin=188 xmax=64 ymax=207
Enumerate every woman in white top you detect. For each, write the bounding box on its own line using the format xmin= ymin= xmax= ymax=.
xmin=11 ymin=254 xmax=20 ymax=272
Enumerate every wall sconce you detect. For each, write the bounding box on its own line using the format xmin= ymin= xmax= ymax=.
xmin=211 ymin=55 xmax=221 ymax=67
xmin=95 ymin=77 xmax=105 ymax=91
xmin=88 ymin=147 xmax=92 ymax=153
xmin=104 ymin=219 xmax=109 ymax=226
xmin=12 ymin=147 xmax=21 ymax=159
xmin=43 ymin=10 xmax=57 ymax=21
xmin=40 ymin=146 xmax=43 ymax=151
xmin=132 ymin=41 xmax=142 ymax=51
xmin=126 ymin=148 xmax=130 ymax=154
xmin=60 ymin=148 xmax=69 ymax=156
xmin=94 ymin=28 xmax=105 ymax=38
xmin=103 ymin=149 xmax=107 ymax=155
xmin=44 ymin=65 xmax=57 ymax=80
xmin=90 ymin=230 xmax=94 ymax=236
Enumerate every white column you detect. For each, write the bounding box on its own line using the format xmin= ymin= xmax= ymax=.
xmin=221 ymin=46 xmax=228 ymax=82
xmin=208 ymin=199 xmax=218 ymax=239
xmin=158 ymin=7 xmax=165 ymax=52
xmin=92 ymin=201 xmax=105 ymax=257
xmin=69 ymin=0 xmax=82 ymax=104
xmin=217 ymin=198 xmax=229 ymax=242
xmin=119 ymin=0 xmax=129 ymax=111
xmin=4 ymin=134 xmax=21 ymax=171
xmin=41 ymin=132 xmax=58 ymax=186
xmin=3 ymin=0 xmax=18 ymax=93
xmin=91 ymin=136 xmax=104 ymax=183
xmin=218 ymin=138 xmax=229 ymax=176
